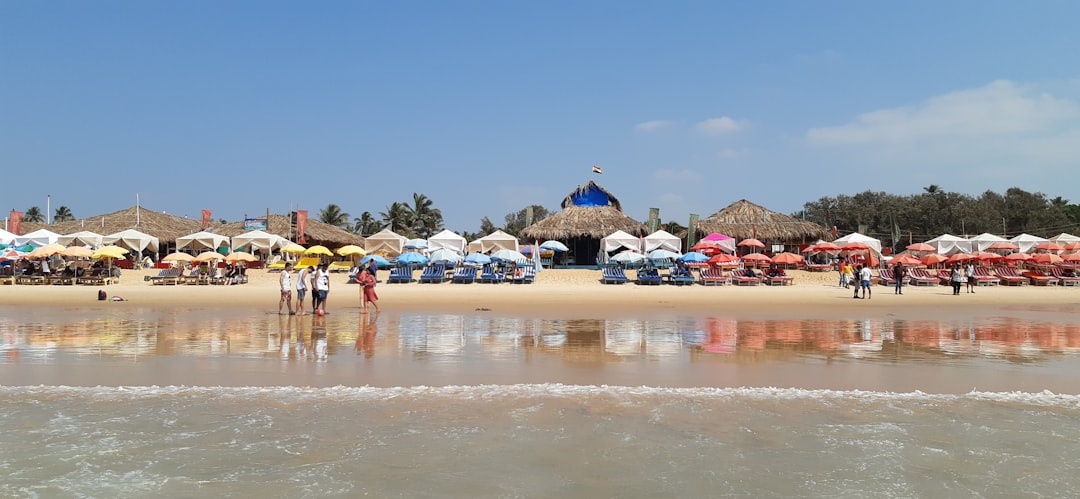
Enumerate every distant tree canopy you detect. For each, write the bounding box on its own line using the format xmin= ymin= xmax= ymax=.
xmin=797 ymin=186 xmax=1080 ymax=251
xmin=23 ymin=206 xmax=44 ymax=223
xmin=376 ymin=193 xmax=444 ymax=238
xmin=53 ymin=206 xmax=74 ymax=222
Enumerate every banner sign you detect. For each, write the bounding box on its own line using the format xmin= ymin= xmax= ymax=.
xmin=648 ymin=208 xmax=659 ymax=234
xmin=687 ymin=213 xmax=699 ymax=248
xmin=244 ymin=217 xmax=268 ymax=231
xmin=9 ymin=210 xmax=23 ymax=235
xmin=201 ymin=209 xmax=212 ymax=230
xmin=296 ymin=210 xmax=308 ymax=244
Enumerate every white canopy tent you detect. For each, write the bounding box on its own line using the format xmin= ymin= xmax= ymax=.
xmin=1010 ymin=233 xmax=1048 ymax=253
xmin=833 ymin=232 xmax=882 ymax=256
xmin=468 ymin=230 xmax=519 ymax=253
xmin=364 ymin=229 xmax=407 ymax=257
xmin=13 ymin=228 xmax=61 ymax=247
xmin=968 ymin=233 xmax=1008 ymax=253
xmin=103 ymin=228 xmax=160 ymax=253
xmin=176 ymin=231 xmax=231 ymax=252
xmin=1048 ymin=233 xmax=1080 ymax=245
xmin=0 ymin=228 xmax=19 ymax=245
xmin=230 ymin=229 xmax=288 ymax=254
xmin=58 ymin=230 xmax=105 ymax=248
xmin=602 ymin=230 xmax=642 ymax=253
xmin=926 ymin=234 xmax=972 ymax=255
xmin=427 ymin=229 xmax=467 ymax=255
xmin=643 ymin=229 xmax=681 ymax=253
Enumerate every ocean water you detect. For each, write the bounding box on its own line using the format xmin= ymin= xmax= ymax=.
xmin=2 ymin=306 xmax=1080 ymax=497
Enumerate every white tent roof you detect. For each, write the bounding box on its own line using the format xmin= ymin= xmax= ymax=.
xmin=13 ymin=228 xmax=61 ymax=247
xmin=1048 ymin=233 xmax=1080 ymax=244
xmin=176 ymin=231 xmax=231 ymax=252
xmin=0 ymin=228 xmax=17 ymax=245
xmin=57 ymin=230 xmax=105 ymax=248
xmin=364 ymin=229 xmax=407 ymax=257
xmin=643 ymin=229 xmax=681 ymax=253
xmin=968 ymin=233 xmax=1007 ymax=252
xmin=833 ymin=232 xmax=882 ymax=256
xmin=926 ymin=234 xmax=972 ymax=255
xmin=1010 ymin=233 xmax=1048 ymax=253
xmin=427 ymin=229 xmax=467 ymax=255
xmin=230 ymin=229 xmax=287 ymax=253
xmin=468 ymin=230 xmax=519 ymax=254
xmin=103 ymin=228 xmax=160 ymax=253
xmin=602 ymin=230 xmax=642 ymax=253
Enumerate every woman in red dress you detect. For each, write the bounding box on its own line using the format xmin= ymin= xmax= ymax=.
xmin=357 ymin=266 xmax=379 ymax=312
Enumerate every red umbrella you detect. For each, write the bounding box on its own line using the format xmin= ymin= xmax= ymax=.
xmin=707 ymin=253 xmax=740 ymax=266
xmin=972 ymin=251 xmax=1003 ymax=262
xmin=1063 ymin=252 xmax=1080 ymax=262
xmin=890 ymin=254 xmax=922 ymax=266
xmin=1031 ymin=253 xmax=1063 ymax=264
xmin=906 ymin=242 xmax=935 ymax=252
xmin=801 ymin=244 xmax=818 ymax=253
xmin=987 ymin=241 xmax=1019 ymax=251
xmin=815 ymin=242 xmax=841 ymax=252
xmin=1034 ymin=242 xmax=1064 ymax=252
xmin=737 ymin=238 xmax=765 ymax=249
xmin=690 ymin=242 xmax=723 ymax=256
xmin=1005 ymin=252 xmax=1033 ymax=262
xmin=947 ymin=253 xmax=974 ymax=263
xmin=771 ymin=252 xmax=804 ymax=265
xmin=921 ymin=253 xmax=947 ymax=266
xmin=1065 ymin=242 xmax=1080 ymax=251
xmin=742 ymin=253 xmax=773 ymax=263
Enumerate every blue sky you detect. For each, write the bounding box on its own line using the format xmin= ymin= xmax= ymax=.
xmin=3 ymin=1 xmax=1079 ymax=233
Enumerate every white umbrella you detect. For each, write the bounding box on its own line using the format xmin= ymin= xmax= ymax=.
xmin=540 ymin=240 xmax=569 ymax=252
xmin=491 ymin=249 xmax=528 ymax=262
xmin=648 ymin=249 xmax=682 ymax=261
xmin=610 ymin=251 xmax=645 ymax=264
xmin=428 ymin=248 xmax=463 ymax=264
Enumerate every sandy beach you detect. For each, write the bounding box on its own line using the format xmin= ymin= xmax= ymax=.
xmin=2 ymin=267 xmax=1077 ymax=321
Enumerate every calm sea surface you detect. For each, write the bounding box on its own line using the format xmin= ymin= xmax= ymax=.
xmin=2 ymin=305 xmax=1080 ymax=497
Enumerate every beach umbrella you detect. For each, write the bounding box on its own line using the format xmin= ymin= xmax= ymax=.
xmin=61 ymin=246 xmax=93 ymax=258
xmin=397 ymin=252 xmax=429 ymax=265
xmin=304 ymin=245 xmax=334 ymax=256
xmin=1065 ymin=242 xmax=1080 ymax=251
xmin=464 ymin=253 xmax=492 ymax=265
xmin=737 ymin=238 xmax=765 ymax=249
xmin=814 ymin=242 xmax=841 ymax=252
xmin=428 ymin=248 xmax=464 ymax=264
xmin=677 ymin=251 xmax=710 ymax=263
xmin=1063 ymin=252 xmax=1080 ymax=262
xmin=689 ymin=242 xmax=724 ymax=256
xmin=280 ymin=243 xmax=306 ymax=254
xmin=946 ymin=253 xmax=974 ymax=263
xmin=707 ymin=253 xmax=740 ymax=266
xmin=987 ymin=241 xmax=1019 ymax=251
xmin=404 ymin=238 xmax=429 ymax=250
xmin=28 ymin=244 xmax=65 ymax=259
xmin=890 ymin=254 xmax=922 ymax=266
xmin=1004 ymin=252 xmax=1033 ymax=262
xmin=906 ymin=242 xmax=935 ymax=253
xmin=742 ymin=253 xmax=772 ymax=264
xmin=647 ymin=249 xmax=682 ymax=261
xmin=0 ymin=248 xmax=25 ymax=261
xmin=193 ymin=251 xmax=224 ymax=263
xmin=1031 ymin=253 xmax=1063 ymax=264
xmin=360 ymin=254 xmax=390 ymax=267
xmin=225 ymin=251 xmax=258 ymax=263
xmin=337 ymin=245 xmax=366 ymax=257
xmin=771 ymin=252 xmax=804 ymax=265
xmin=972 ymin=251 xmax=1003 ymax=262
xmin=491 ymin=249 xmax=528 ymax=262
xmin=610 ymin=251 xmax=645 ymax=265
xmin=920 ymin=253 xmax=947 ymax=266
xmin=162 ymin=252 xmax=195 ymax=263
xmin=539 ymin=240 xmax=569 ymax=252
xmin=92 ymin=245 xmax=129 ymax=259
xmin=1034 ymin=242 xmax=1064 ymax=252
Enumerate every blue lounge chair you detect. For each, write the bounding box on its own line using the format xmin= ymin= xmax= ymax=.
xmin=387 ymin=265 xmax=413 ymax=284
xmin=636 ymin=268 xmax=663 ymax=285
xmin=601 ymin=266 xmax=628 ymax=284
xmin=668 ymin=268 xmax=696 ymax=286
xmin=480 ymin=264 xmax=504 ymax=283
xmin=452 ymin=266 xmax=477 ymax=284
xmin=418 ymin=264 xmax=448 ymax=283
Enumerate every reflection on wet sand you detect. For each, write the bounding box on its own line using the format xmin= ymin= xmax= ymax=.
xmin=3 ymin=310 xmax=1080 ymax=366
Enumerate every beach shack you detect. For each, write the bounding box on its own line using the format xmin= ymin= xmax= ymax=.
xmin=693 ymin=199 xmax=832 ymax=253
xmin=521 ymin=181 xmax=647 ymax=266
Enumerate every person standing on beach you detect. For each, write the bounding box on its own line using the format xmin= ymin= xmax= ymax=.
xmin=965 ymin=261 xmax=976 ymax=294
xmin=309 ymin=265 xmax=319 ymax=313
xmin=314 ymin=263 xmax=330 ymax=314
xmin=859 ymin=264 xmax=872 ymax=299
xmin=295 ymin=265 xmax=309 ymax=316
xmin=894 ymin=262 xmax=906 ymax=295
xmin=358 ymin=266 xmax=379 ymax=312
xmin=852 ymin=265 xmax=862 ymax=298
xmin=838 ymin=261 xmax=848 ymax=288
xmin=279 ymin=262 xmax=295 ymax=315
xmin=951 ymin=263 xmax=964 ymax=295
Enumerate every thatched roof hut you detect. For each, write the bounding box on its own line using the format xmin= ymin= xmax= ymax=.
xmin=521 ymin=181 xmax=646 ymax=265
xmin=213 ymin=215 xmax=363 ymax=248
xmin=694 ymin=199 xmax=832 ymax=245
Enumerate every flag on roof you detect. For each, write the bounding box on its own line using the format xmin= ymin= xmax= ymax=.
xmin=592 ymin=165 xmax=603 ymax=174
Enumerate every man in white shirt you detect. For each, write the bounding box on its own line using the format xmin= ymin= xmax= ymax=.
xmin=279 ymin=263 xmax=294 ymax=315
xmin=295 ymin=265 xmax=310 ymax=316
xmin=313 ymin=264 xmax=330 ymax=314
xmin=859 ymin=265 xmax=872 ymax=299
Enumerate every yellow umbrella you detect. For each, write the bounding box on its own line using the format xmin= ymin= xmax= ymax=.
xmin=281 ymin=243 xmax=306 ymax=254
xmin=194 ymin=251 xmax=225 ymax=263
xmin=337 ymin=245 xmax=366 ymax=256
xmin=29 ymin=243 xmax=65 ymax=258
xmin=225 ymin=251 xmax=258 ymax=263
xmin=92 ymin=245 xmax=130 ymax=259
xmin=162 ymin=252 xmax=195 ymax=263
xmin=304 ymin=245 xmax=334 ymax=256
xmin=61 ymin=246 xmax=93 ymax=258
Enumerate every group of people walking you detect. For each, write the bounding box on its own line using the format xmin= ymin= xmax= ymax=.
xmin=950 ymin=262 xmax=976 ymax=295
xmin=278 ymin=260 xmax=380 ymax=315
xmin=841 ymin=258 xmax=979 ymax=297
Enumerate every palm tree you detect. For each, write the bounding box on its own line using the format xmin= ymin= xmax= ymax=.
xmin=379 ymin=202 xmax=412 ymax=236
xmin=54 ymin=206 xmax=74 ymax=222
xmin=23 ymin=206 xmax=44 ymax=223
xmin=352 ymin=211 xmax=381 ymax=235
xmin=404 ymin=193 xmax=443 ymax=238
xmin=318 ymin=204 xmax=351 ymax=229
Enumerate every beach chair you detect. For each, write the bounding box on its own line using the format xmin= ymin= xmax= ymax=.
xmin=452 ymin=266 xmax=477 ymax=284
xmin=601 ymin=266 xmax=628 ymax=284
xmin=1048 ymin=267 xmax=1080 ymax=286
xmin=994 ymin=266 xmax=1029 ymax=286
xmin=511 ymin=265 xmax=536 ymax=284
xmin=972 ymin=266 xmax=1000 ymax=286
xmin=328 ymin=261 xmax=352 ymax=273
xmin=699 ymin=267 xmax=732 ymax=286
xmin=418 ymin=264 xmax=448 ymax=283
xmin=908 ymin=268 xmax=938 ymax=286
xmin=636 ymin=268 xmax=663 ymax=285
xmin=935 ymin=269 xmax=953 ymax=286
xmin=150 ymin=267 xmax=183 ymax=286
xmin=877 ymin=269 xmax=895 ymax=286
xmin=730 ymin=269 xmax=762 ymax=286
xmin=480 ymin=264 xmax=505 ymax=283
xmin=1023 ymin=268 xmax=1057 ymax=286
xmin=765 ymin=269 xmax=794 ymax=286
xmin=668 ymin=268 xmax=696 ymax=286
xmin=387 ymin=266 xmax=413 ymax=283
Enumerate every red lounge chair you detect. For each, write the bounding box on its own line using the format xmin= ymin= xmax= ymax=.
xmin=994 ymin=266 xmax=1029 ymax=286
xmin=730 ymin=269 xmax=762 ymax=286
xmin=1048 ymin=267 xmax=1080 ymax=286
xmin=765 ymin=269 xmax=794 ymax=286
xmin=1023 ymin=268 xmax=1057 ymax=286
xmin=935 ymin=269 xmax=953 ymax=286
xmin=908 ymin=268 xmax=939 ymax=286
xmin=699 ymin=267 xmax=732 ymax=286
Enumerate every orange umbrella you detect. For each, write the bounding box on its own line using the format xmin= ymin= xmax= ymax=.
xmin=972 ymin=251 xmax=1003 ymax=262
xmin=193 ymin=251 xmax=225 ymax=263
xmin=742 ymin=253 xmax=772 ymax=263
xmin=1005 ymin=253 xmax=1033 ymax=262
xmin=707 ymin=253 xmax=740 ymax=265
xmin=1063 ymin=252 xmax=1080 ymax=262
xmin=1065 ymin=242 xmax=1080 ymax=251
xmin=890 ymin=254 xmax=922 ymax=266
xmin=921 ymin=253 xmax=947 ymax=266
xmin=987 ymin=241 xmax=1019 ymax=251
xmin=771 ymin=252 xmax=803 ymax=265
xmin=906 ymin=242 xmax=935 ymax=252
xmin=737 ymin=238 xmax=765 ymax=249
xmin=1034 ymin=242 xmax=1064 ymax=252
xmin=1031 ymin=253 xmax=1063 ymax=264
xmin=815 ymin=242 xmax=841 ymax=251
xmin=947 ymin=253 xmax=974 ymax=263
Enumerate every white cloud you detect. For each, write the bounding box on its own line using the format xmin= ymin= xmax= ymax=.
xmin=696 ymin=116 xmax=747 ymax=135
xmin=634 ymin=120 xmax=676 ymax=132
xmin=806 ymin=80 xmax=1080 ymax=145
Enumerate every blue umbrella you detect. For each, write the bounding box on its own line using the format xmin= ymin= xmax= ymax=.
xmin=397 ymin=252 xmax=428 ymax=265
xmin=678 ymin=251 xmax=709 ymax=263
xmin=464 ymin=253 xmax=492 ymax=265
xmin=360 ymin=254 xmax=390 ymax=267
